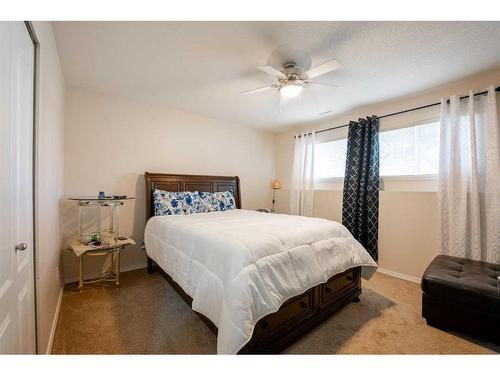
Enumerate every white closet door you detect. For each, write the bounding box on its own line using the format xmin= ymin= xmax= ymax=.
xmin=0 ymin=21 xmax=36 ymax=354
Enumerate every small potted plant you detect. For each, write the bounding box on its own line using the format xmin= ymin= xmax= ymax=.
xmin=89 ymin=232 xmax=102 ymax=246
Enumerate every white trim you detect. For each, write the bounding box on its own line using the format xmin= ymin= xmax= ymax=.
xmin=314 ymin=177 xmax=344 ymax=183
xmin=380 ymin=175 xmax=438 ymax=192
xmin=45 ymin=286 xmax=63 ymax=354
xmin=63 ymin=262 xmax=146 ymax=284
xmin=314 ymin=177 xmax=344 ymax=191
xmin=314 ymin=174 xmax=438 ymax=192
xmin=315 ymin=174 xmax=438 ymax=182
xmin=381 ymin=174 xmax=438 ymax=181
xmin=376 ymin=268 xmax=421 ymax=284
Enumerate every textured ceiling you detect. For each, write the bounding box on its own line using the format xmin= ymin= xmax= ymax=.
xmin=53 ymin=21 xmax=500 ymax=130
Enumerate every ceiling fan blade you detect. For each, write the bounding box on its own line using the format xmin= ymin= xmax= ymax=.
xmin=304 ymin=59 xmax=342 ymax=79
xmin=240 ymin=85 xmax=276 ymax=95
xmin=306 ymin=81 xmax=338 ymax=88
xmin=257 ymin=65 xmax=287 ymax=79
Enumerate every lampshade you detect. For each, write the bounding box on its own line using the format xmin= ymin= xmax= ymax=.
xmin=271 ymin=179 xmax=281 ymax=190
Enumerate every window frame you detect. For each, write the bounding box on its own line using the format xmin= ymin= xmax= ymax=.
xmin=313 ymin=118 xmax=440 ymax=192
xmin=314 ymin=174 xmax=438 ymax=192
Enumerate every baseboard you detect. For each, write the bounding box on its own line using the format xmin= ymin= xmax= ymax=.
xmin=63 ymin=262 xmax=146 ymax=284
xmin=377 ymin=268 xmax=421 ymax=284
xmin=46 ymin=286 xmax=63 ymax=354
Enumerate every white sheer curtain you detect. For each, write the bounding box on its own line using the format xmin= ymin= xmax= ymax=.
xmin=290 ymin=131 xmax=315 ymax=216
xmin=439 ymin=86 xmax=500 ymax=263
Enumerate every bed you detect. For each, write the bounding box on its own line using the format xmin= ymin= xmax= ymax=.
xmin=144 ymin=172 xmax=377 ymax=354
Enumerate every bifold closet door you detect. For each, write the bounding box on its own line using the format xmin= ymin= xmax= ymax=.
xmin=0 ymin=21 xmax=36 ymax=354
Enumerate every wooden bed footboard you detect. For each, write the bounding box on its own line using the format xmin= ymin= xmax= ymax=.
xmin=240 ymin=265 xmax=361 ymax=353
xmin=148 ymin=256 xmax=361 ymax=354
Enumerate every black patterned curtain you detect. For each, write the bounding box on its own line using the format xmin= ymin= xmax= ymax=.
xmin=342 ymin=116 xmax=380 ymax=261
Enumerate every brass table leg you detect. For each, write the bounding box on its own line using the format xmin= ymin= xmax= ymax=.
xmin=79 ymin=255 xmax=83 ymax=289
xmin=116 ymin=247 xmax=121 ymax=287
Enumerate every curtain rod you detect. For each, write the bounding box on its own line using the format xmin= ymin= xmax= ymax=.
xmin=294 ymin=86 xmax=500 ymax=138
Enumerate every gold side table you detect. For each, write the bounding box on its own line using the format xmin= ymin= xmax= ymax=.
xmin=68 ymin=237 xmax=136 ymax=288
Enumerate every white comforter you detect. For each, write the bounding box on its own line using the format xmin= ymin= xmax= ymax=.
xmin=144 ymin=209 xmax=377 ymax=354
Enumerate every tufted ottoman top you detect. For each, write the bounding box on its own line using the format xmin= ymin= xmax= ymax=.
xmin=421 ymin=255 xmax=500 ymax=316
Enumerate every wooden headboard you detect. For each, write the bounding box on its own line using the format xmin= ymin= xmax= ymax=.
xmin=144 ymin=172 xmax=241 ymax=220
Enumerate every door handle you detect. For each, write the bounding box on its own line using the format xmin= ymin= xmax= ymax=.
xmin=15 ymin=243 xmax=27 ymax=252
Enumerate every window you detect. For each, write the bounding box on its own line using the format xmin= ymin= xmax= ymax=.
xmin=315 ymin=138 xmax=347 ymax=179
xmin=314 ymin=121 xmax=440 ymax=179
xmin=379 ymin=121 xmax=440 ymax=176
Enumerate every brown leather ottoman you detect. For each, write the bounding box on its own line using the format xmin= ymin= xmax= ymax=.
xmin=421 ymin=255 xmax=500 ymax=344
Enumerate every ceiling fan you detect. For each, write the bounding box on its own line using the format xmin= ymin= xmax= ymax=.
xmin=241 ymin=59 xmax=342 ymax=98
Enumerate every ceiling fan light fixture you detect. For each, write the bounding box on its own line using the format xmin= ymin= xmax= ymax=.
xmin=279 ymin=83 xmax=303 ymax=98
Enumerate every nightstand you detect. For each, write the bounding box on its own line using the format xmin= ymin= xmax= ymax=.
xmin=67 ymin=196 xmax=135 ymax=288
xmin=68 ymin=236 xmax=135 ymax=288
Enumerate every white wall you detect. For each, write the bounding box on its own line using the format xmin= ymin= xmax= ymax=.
xmin=62 ymin=88 xmax=276 ymax=282
xmin=32 ymin=21 xmax=65 ymax=354
xmin=274 ymin=68 xmax=500 ymax=281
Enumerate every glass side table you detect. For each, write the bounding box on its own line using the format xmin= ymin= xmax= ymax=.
xmin=68 ymin=236 xmax=136 ymax=288
xmin=67 ymin=196 xmax=135 ymax=288
xmin=68 ymin=196 xmax=134 ymax=242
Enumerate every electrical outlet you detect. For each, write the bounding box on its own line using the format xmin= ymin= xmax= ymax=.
xmin=56 ymin=266 xmax=60 ymax=281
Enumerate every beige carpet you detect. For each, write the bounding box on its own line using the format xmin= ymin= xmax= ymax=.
xmin=51 ymin=269 xmax=499 ymax=354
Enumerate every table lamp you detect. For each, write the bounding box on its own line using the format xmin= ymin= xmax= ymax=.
xmin=271 ymin=179 xmax=281 ymax=211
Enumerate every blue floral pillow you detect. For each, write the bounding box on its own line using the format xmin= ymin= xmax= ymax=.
xmin=153 ymin=190 xmax=203 ymax=216
xmin=198 ymin=191 xmax=236 ymax=212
